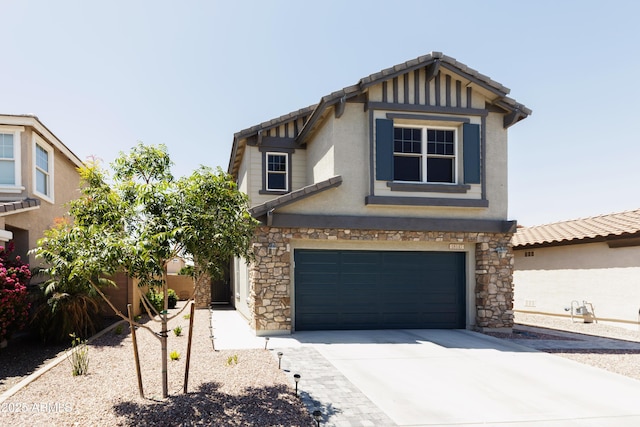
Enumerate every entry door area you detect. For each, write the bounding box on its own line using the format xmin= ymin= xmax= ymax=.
xmin=294 ymin=250 xmax=466 ymax=331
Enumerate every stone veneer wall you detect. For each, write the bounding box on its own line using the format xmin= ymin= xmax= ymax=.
xmin=250 ymin=226 xmax=514 ymax=332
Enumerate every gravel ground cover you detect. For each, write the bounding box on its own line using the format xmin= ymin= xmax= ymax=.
xmin=513 ymin=312 xmax=640 ymax=382
xmin=2 ymin=308 xmax=640 ymax=426
xmin=0 ymin=303 xmax=314 ymax=426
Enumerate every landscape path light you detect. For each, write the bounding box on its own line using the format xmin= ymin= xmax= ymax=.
xmin=277 ymin=351 xmax=283 ymax=369
xmin=293 ymin=373 xmax=301 ymax=395
xmin=312 ymin=409 xmax=322 ymax=426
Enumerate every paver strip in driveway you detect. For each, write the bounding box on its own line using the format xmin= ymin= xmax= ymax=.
xmin=277 ymin=329 xmax=640 ymax=427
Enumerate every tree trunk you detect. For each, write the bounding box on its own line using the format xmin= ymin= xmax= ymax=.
xmin=161 ymin=271 xmax=169 ymax=398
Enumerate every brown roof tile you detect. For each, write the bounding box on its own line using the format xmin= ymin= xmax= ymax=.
xmin=513 ymin=209 xmax=640 ymax=247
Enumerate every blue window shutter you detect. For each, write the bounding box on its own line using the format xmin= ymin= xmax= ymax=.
xmin=463 ymin=123 xmax=480 ymax=184
xmin=375 ymin=119 xmax=394 ymax=180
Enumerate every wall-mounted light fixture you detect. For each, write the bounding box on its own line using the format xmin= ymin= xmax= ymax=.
xmin=268 ymin=242 xmax=277 ymax=255
xmin=495 ymin=247 xmax=508 ymax=259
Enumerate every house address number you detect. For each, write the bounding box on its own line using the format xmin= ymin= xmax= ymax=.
xmin=449 ymin=243 xmax=465 ymax=250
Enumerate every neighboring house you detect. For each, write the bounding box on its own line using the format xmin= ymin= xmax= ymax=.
xmin=0 ymin=114 xmax=83 ymax=267
xmin=513 ymin=209 xmax=640 ymax=329
xmin=167 ymin=256 xmax=187 ymax=275
xmin=227 ymin=52 xmax=530 ymax=335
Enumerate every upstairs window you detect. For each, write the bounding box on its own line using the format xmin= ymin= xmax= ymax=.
xmin=266 ymin=152 xmax=288 ymax=191
xmin=33 ymin=136 xmax=54 ymax=202
xmin=393 ymin=126 xmax=456 ymax=183
xmin=0 ymin=133 xmax=16 ymax=185
xmin=375 ymin=119 xmax=480 ymax=186
xmin=35 ymin=144 xmax=50 ymax=195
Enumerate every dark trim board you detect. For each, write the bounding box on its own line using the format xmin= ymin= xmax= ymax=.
xmin=365 ymin=195 xmax=489 ymax=208
xmin=267 ymin=213 xmax=516 ymax=233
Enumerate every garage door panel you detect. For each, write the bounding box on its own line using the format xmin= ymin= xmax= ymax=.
xmin=295 ymin=250 xmax=465 ymax=330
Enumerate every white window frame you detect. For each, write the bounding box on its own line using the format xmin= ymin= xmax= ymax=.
xmin=265 ymin=152 xmax=288 ymax=192
xmin=393 ymin=125 xmax=458 ymax=184
xmin=32 ymin=135 xmax=55 ymax=203
xmin=0 ymin=126 xmax=24 ymax=192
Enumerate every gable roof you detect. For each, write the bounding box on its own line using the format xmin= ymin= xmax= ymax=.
xmin=0 ymin=114 xmax=84 ymax=168
xmin=513 ymin=209 xmax=640 ymax=248
xmin=228 ymin=51 xmax=531 ymax=178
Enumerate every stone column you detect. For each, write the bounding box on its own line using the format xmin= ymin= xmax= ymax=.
xmin=475 ymin=234 xmax=514 ymax=330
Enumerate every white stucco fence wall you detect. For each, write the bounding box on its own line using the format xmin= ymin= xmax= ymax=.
xmin=514 ymin=242 xmax=640 ymax=329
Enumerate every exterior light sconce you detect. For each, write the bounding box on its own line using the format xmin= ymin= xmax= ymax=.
xmin=277 ymin=351 xmax=283 ymax=369
xmin=293 ymin=373 xmax=301 ymax=395
xmin=312 ymin=409 xmax=323 ymax=426
xmin=496 ymin=247 xmax=508 ymax=259
xmin=268 ymin=242 xmax=277 ymax=255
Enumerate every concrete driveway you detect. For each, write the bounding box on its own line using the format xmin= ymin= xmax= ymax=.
xmin=211 ymin=311 xmax=640 ymax=426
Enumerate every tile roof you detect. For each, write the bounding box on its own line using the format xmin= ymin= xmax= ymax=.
xmin=0 ymin=198 xmax=41 ymax=215
xmin=513 ymin=209 xmax=640 ymax=247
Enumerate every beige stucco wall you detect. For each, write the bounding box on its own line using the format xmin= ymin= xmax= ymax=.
xmin=514 ymin=242 xmax=640 ymax=328
xmin=244 ymin=144 xmax=309 ymax=208
xmin=3 ymin=127 xmax=82 ymax=267
xmin=234 ymin=255 xmax=252 ymax=320
xmin=275 ymin=101 xmax=508 ymax=221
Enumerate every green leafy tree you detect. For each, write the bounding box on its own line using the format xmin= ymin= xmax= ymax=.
xmin=31 ymin=145 xmax=257 ymax=397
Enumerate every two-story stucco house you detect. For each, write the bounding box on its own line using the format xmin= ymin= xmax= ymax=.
xmin=0 ymin=114 xmax=83 ymax=267
xmin=227 ymin=52 xmax=530 ymax=334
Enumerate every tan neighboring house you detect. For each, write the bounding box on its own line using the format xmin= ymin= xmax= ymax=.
xmin=513 ymin=210 xmax=640 ymax=329
xmin=0 ymin=114 xmax=82 ymax=267
xmin=227 ymin=52 xmax=531 ymax=335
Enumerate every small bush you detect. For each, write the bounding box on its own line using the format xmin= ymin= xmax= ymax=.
xmin=226 ymin=354 xmax=238 ymax=366
xmin=183 ymin=314 xmax=190 ymax=320
xmin=170 ymin=350 xmax=180 ymax=361
xmin=143 ymin=288 xmax=177 ymax=313
xmin=167 ymin=289 xmax=177 ymax=309
xmin=114 ymin=324 xmax=124 ymax=335
xmin=173 ymin=325 xmax=182 ymax=336
xmin=144 ymin=289 xmax=164 ymax=313
xmin=68 ymin=333 xmax=89 ymax=376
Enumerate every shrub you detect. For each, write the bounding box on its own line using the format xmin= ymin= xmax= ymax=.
xmin=173 ymin=325 xmax=182 ymax=336
xmin=170 ymin=350 xmax=180 ymax=361
xmin=144 ymin=289 xmax=164 ymax=313
xmin=0 ymin=243 xmax=31 ymax=343
xmin=167 ymin=288 xmax=177 ymax=309
xmin=68 ymin=333 xmax=89 ymax=376
xmin=114 ymin=324 xmax=124 ymax=335
xmin=31 ymin=289 xmax=103 ymax=344
xmin=143 ymin=288 xmax=177 ymax=313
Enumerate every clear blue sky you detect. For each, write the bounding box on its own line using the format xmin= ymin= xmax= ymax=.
xmin=2 ymin=0 xmax=639 ymax=226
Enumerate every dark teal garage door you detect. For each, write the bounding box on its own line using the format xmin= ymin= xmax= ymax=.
xmin=294 ymin=250 xmax=466 ymax=330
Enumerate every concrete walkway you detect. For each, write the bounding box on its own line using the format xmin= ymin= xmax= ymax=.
xmin=210 ymin=308 xmax=640 ymax=427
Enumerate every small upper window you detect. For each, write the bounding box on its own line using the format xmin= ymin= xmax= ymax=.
xmin=0 ymin=133 xmax=16 ymax=185
xmin=393 ymin=126 xmax=456 ymax=183
xmin=266 ymin=153 xmax=288 ymax=191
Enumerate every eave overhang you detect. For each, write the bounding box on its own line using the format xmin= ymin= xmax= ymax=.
xmin=249 ymin=176 xmax=342 ymax=220
xmin=228 ymin=51 xmax=531 ymax=178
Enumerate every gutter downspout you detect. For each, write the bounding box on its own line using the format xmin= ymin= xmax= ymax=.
xmin=267 ymin=208 xmax=275 ymax=227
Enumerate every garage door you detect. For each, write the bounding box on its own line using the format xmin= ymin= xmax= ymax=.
xmin=294 ymin=250 xmax=466 ymax=330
